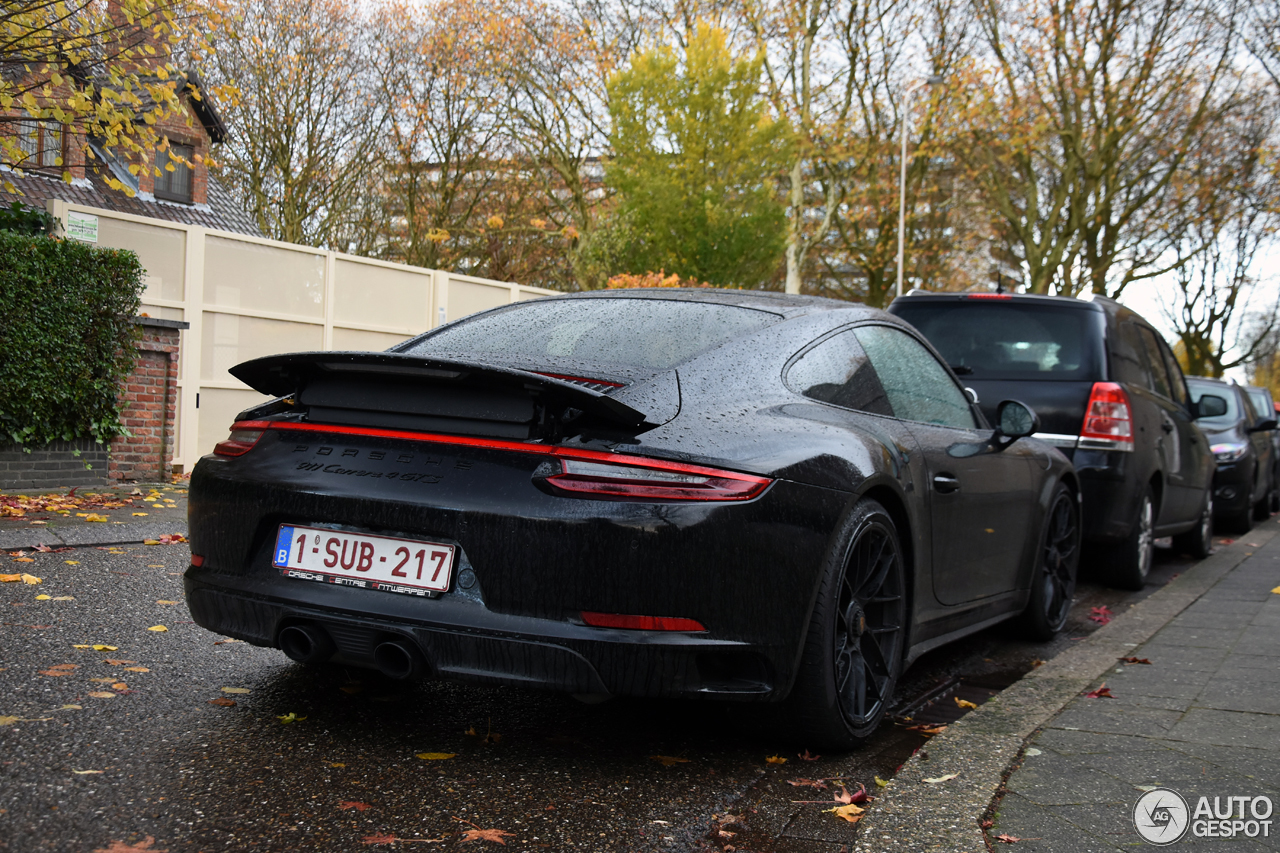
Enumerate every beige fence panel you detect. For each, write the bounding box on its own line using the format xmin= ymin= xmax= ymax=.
xmin=45 ymin=200 xmax=556 ymax=470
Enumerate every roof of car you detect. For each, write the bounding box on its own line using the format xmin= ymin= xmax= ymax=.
xmin=891 ymin=290 xmax=1107 ymax=310
xmin=537 ymin=288 xmax=879 ymax=320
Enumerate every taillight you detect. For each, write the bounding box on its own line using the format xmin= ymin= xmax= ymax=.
xmin=1081 ymin=382 xmax=1133 ymax=444
xmin=580 ymin=611 xmax=706 ymax=632
xmin=967 ymin=293 xmax=1013 ymax=300
xmin=542 ymin=457 xmax=770 ymax=502
xmin=213 ymin=425 xmax=266 ymax=456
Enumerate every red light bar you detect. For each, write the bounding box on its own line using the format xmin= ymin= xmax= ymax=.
xmin=1081 ymin=382 xmax=1134 ymax=443
xmin=224 ymin=420 xmax=772 ymax=502
xmin=581 ymin=611 xmax=706 ymax=632
xmin=213 ymin=427 xmax=265 ymax=457
xmin=967 ymin=293 xmax=1013 ymax=300
xmin=190 ymin=554 xmax=205 ymax=567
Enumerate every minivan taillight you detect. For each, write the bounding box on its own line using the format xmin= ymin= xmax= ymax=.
xmin=1081 ymin=382 xmax=1133 ymax=444
xmin=213 ymin=426 xmax=266 ymax=456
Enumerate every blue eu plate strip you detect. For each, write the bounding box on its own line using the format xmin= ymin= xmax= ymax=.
xmin=273 ymin=525 xmax=295 ymax=567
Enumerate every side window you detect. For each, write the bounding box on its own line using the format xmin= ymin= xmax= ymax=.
xmin=786 ymin=331 xmax=893 ymax=416
xmin=1157 ymin=338 xmax=1189 ymax=405
xmin=1113 ymin=323 xmax=1150 ymax=388
xmin=852 ymin=325 xmax=978 ymax=429
xmin=1137 ymin=326 xmax=1173 ymax=400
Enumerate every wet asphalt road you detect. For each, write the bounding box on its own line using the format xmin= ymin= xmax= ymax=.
xmin=0 ymin=537 xmax=1216 ymax=853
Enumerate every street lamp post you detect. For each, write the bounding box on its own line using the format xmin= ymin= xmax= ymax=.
xmin=896 ymin=75 xmax=944 ymax=301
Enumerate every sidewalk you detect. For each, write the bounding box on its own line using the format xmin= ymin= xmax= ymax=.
xmin=0 ymin=482 xmax=188 ymax=550
xmin=855 ymin=525 xmax=1280 ymax=852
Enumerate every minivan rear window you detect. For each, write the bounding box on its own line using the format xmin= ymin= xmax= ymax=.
xmin=890 ymin=303 xmax=1100 ymax=380
xmin=401 ymin=297 xmax=778 ymax=370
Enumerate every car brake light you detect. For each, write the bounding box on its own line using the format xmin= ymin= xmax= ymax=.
xmin=190 ymin=554 xmax=205 ymax=567
xmin=213 ymin=427 xmax=266 ymax=456
xmin=967 ymin=293 xmax=1013 ymax=300
xmin=543 ymin=457 xmax=769 ymax=501
xmin=580 ymin=611 xmax=706 ymax=632
xmin=1081 ymin=382 xmax=1133 ymax=443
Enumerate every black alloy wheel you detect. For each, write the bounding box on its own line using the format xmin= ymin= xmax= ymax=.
xmin=1018 ymin=483 xmax=1080 ymax=641
xmin=784 ymin=499 xmax=906 ymax=750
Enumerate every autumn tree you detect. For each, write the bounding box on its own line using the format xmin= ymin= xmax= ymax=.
xmin=598 ymin=22 xmax=790 ymax=286
xmin=0 ymin=0 xmax=227 ymax=193
xmin=203 ymin=0 xmax=385 ymax=246
xmin=957 ymin=0 xmax=1245 ymax=297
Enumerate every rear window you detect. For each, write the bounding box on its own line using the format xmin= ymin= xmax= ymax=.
xmin=401 ymin=297 xmax=778 ymax=370
xmin=1247 ymin=388 xmax=1273 ymax=417
xmin=891 ymin=302 xmax=1100 ymax=380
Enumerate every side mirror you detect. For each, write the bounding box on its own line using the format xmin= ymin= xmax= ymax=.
xmin=1250 ymin=418 xmax=1278 ymax=433
xmin=1194 ymin=394 xmax=1228 ymax=419
xmin=995 ymin=399 xmax=1040 ymax=442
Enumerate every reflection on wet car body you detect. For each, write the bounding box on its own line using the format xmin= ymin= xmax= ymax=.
xmin=185 ymin=289 xmax=1080 ymax=748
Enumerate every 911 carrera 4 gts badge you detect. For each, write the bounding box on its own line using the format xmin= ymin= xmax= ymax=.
xmin=293 ymin=460 xmax=445 ymax=483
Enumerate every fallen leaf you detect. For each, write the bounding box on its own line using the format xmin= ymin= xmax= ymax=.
xmin=64 ymin=561 xmax=79 ymax=565
xmin=277 ymin=712 xmax=307 ymax=724
xmin=73 ymin=644 xmax=91 ymax=649
xmin=833 ymin=786 xmax=854 ymax=804
xmin=361 ymin=835 xmax=400 ymax=846
xmin=13 ymin=558 xmax=34 ymax=563
xmin=104 ymin=659 xmax=136 ymax=666
xmin=133 ymin=512 xmax=148 ymax=516
xmin=88 ymin=691 xmax=117 ymax=699
xmin=874 ymin=775 xmax=890 ymax=787
xmin=1120 ymin=656 xmax=1152 ymax=665
xmin=147 ymin=625 xmax=168 ymax=632
xmin=923 ymin=772 xmax=960 ymax=784
xmin=92 ymin=837 xmax=169 ymax=852
xmin=111 ymin=682 xmax=128 ymax=690
xmin=906 ymin=723 xmax=948 ymax=736
xmin=213 ymin=638 xmax=242 ymax=644
xmin=35 ymin=594 xmax=50 ymax=600
xmin=1089 ymin=605 xmax=1112 ymax=624
xmin=416 ymin=752 xmax=456 ymax=760
xmin=61 ymin=704 xmax=82 ymax=710
xmin=124 ymin=666 xmax=150 ymax=673
xmin=460 ymin=828 xmax=515 ymax=844
xmin=21 ymin=574 xmax=41 ymax=584
xmin=0 ymin=715 xmax=18 ymax=726
xmin=92 ymin=645 xmax=118 ymax=651
xmin=38 ymin=668 xmax=74 ymax=676
xmin=33 ymin=544 xmax=52 ymax=552
xmin=1272 ymin=585 xmax=1280 ymax=594
xmin=0 ymin=574 xmax=22 ymax=581
xmin=787 ymin=778 xmax=828 ymax=790
xmin=221 ymin=687 xmax=250 ymax=694
xmin=85 ymin=513 xmax=109 ymax=522
xmin=47 ymin=663 xmax=77 ymax=670
xmin=156 ymin=600 xmax=178 ymax=605
xmin=954 ymin=697 xmax=978 ymax=710
xmin=53 ymin=596 xmax=74 ymax=601
xmin=89 ymin=677 xmax=116 ymax=683
xmin=73 ymin=769 xmax=104 ymax=774
xmin=798 ymin=749 xmax=821 ymax=761
xmin=994 ymin=834 xmax=1021 ymax=843
xmin=338 ymin=801 xmax=373 ymax=811
xmin=143 ymin=540 xmax=160 ymax=546
xmin=650 ymin=755 xmax=690 ymax=766
xmin=330 ymin=762 xmax=346 ymax=767
xmin=766 ymin=755 xmax=788 ymax=764
xmin=848 ymin=785 xmax=873 ymax=805
xmin=1085 ymin=684 xmax=1113 ymax=699
xmin=826 ymin=803 xmax=865 ymax=823
xmin=208 ymin=698 xmax=236 ymax=707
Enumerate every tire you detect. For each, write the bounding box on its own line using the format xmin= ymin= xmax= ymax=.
xmin=1172 ymin=491 xmax=1213 ymax=559
xmin=1016 ymin=484 xmax=1080 ymax=641
xmin=1253 ymin=481 xmax=1273 ymax=521
xmin=1109 ymin=485 xmax=1154 ymax=591
xmin=1223 ymin=490 xmax=1254 ymax=534
xmin=782 ymin=499 xmax=906 ymax=750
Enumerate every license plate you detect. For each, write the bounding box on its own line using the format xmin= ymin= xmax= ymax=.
xmin=273 ymin=525 xmax=455 ymax=596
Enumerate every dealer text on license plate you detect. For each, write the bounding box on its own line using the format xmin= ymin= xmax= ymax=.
xmin=273 ymin=525 xmax=455 ymax=596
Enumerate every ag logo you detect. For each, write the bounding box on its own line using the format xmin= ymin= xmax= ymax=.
xmin=1134 ymin=787 xmax=1190 ymax=845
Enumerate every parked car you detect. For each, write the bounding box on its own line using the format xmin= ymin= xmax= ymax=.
xmin=1243 ymin=384 xmax=1280 ymax=513
xmin=186 ymin=289 xmax=1080 ymax=749
xmin=888 ymin=292 xmax=1221 ymax=590
xmin=1186 ymin=377 xmax=1277 ymax=532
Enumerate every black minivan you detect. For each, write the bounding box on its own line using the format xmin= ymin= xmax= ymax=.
xmin=889 ymin=292 xmax=1223 ymax=589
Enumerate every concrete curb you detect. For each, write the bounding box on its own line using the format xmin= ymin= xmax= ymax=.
xmin=0 ymin=520 xmax=188 ymax=550
xmin=851 ymin=528 xmax=1277 ymax=853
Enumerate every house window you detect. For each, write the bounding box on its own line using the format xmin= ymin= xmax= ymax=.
xmin=14 ymin=119 xmax=63 ymax=169
xmin=154 ymin=143 xmax=194 ymax=203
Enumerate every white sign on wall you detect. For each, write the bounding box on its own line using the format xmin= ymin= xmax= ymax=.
xmin=65 ymin=210 xmax=99 ymax=243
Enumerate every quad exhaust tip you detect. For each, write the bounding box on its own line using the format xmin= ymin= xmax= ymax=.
xmin=279 ymin=623 xmax=336 ymax=664
xmin=373 ymin=638 xmax=431 ymax=681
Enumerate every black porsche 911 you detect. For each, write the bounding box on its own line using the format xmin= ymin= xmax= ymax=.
xmin=186 ymin=289 xmax=1080 ymax=748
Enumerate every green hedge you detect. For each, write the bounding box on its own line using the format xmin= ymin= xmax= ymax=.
xmin=0 ymin=230 xmax=145 ymax=446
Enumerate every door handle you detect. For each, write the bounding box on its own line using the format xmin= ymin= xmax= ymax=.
xmin=933 ymin=475 xmax=960 ymax=494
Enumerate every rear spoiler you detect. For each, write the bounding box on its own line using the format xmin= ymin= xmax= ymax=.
xmin=231 ymin=351 xmax=658 ymax=435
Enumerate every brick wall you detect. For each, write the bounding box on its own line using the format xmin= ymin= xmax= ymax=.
xmin=108 ymin=318 xmax=188 ymax=483
xmin=0 ymin=440 xmax=110 ymax=491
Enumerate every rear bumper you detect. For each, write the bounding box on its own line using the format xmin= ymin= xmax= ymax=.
xmin=185 ymin=568 xmax=775 ymax=699
xmin=1067 ymin=449 xmax=1141 ymax=542
xmin=1211 ymin=462 xmax=1253 ymax=516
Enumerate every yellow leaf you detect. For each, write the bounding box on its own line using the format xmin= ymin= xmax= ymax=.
xmin=64 ymin=561 xmax=79 ymax=565
xmin=72 ymin=769 xmax=103 ymax=775
xmin=73 ymin=644 xmax=91 ymax=649
xmin=0 ymin=716 xmax=18 ymax=726
xmin=147 ymin=625 xmax=168 ymax=632
xmin=53 ymin=596 xmax=74 ymax=601
xmin=13 ymin=557 xmax=34 ymax=563
xmin=874 ymin=776 xmax=890 ymax=787
xmin=143 ymin=539 xmax=160 ymax=545
xmin=156 ymin=600 xmax=178 ymax=605
xmin=21 ymin=574 xmax=41 ymax=584
xmin=277 ymin=712 xmax=306 ymax=724
xmin=92 ymin=645 xmax=118 ymax=651
xmin=36 ymin=594 xmax=50 ymax=600
xmin=85 ymin=514 xmax=109 ymax=522
xmin=923 ymin=772 xmax=960 ymax=784
xmin=954 ymin=697 xmax=978 ymax=710
xmin=826 ymin=803 xmax=865 ymax=822
xmin=88 ymin=691 xmax=117 ymax=699
xmin=0 ymin=573 xmax=22 ymax=581
xmin=330 ymin=762 xmax=346 ymax=768
xmin=1272 ymin=585 xmax=1280 ymax=594
xmin=416 ymin=752 xmax=456 ymax=760
xmin=766 ymin=755 xmax=787 ymax=764
xmin=650 ymin=755 xmax=690 ymax=766
xmin=133 ymin=512 xmax=148 ymax=516
xmin=61 ymin=705 xmax=82 ymax=710
xmin=221 ymin=687 xmax=250 ymax=694
xmin=123 ymin=667 xmax=150 ymax=673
